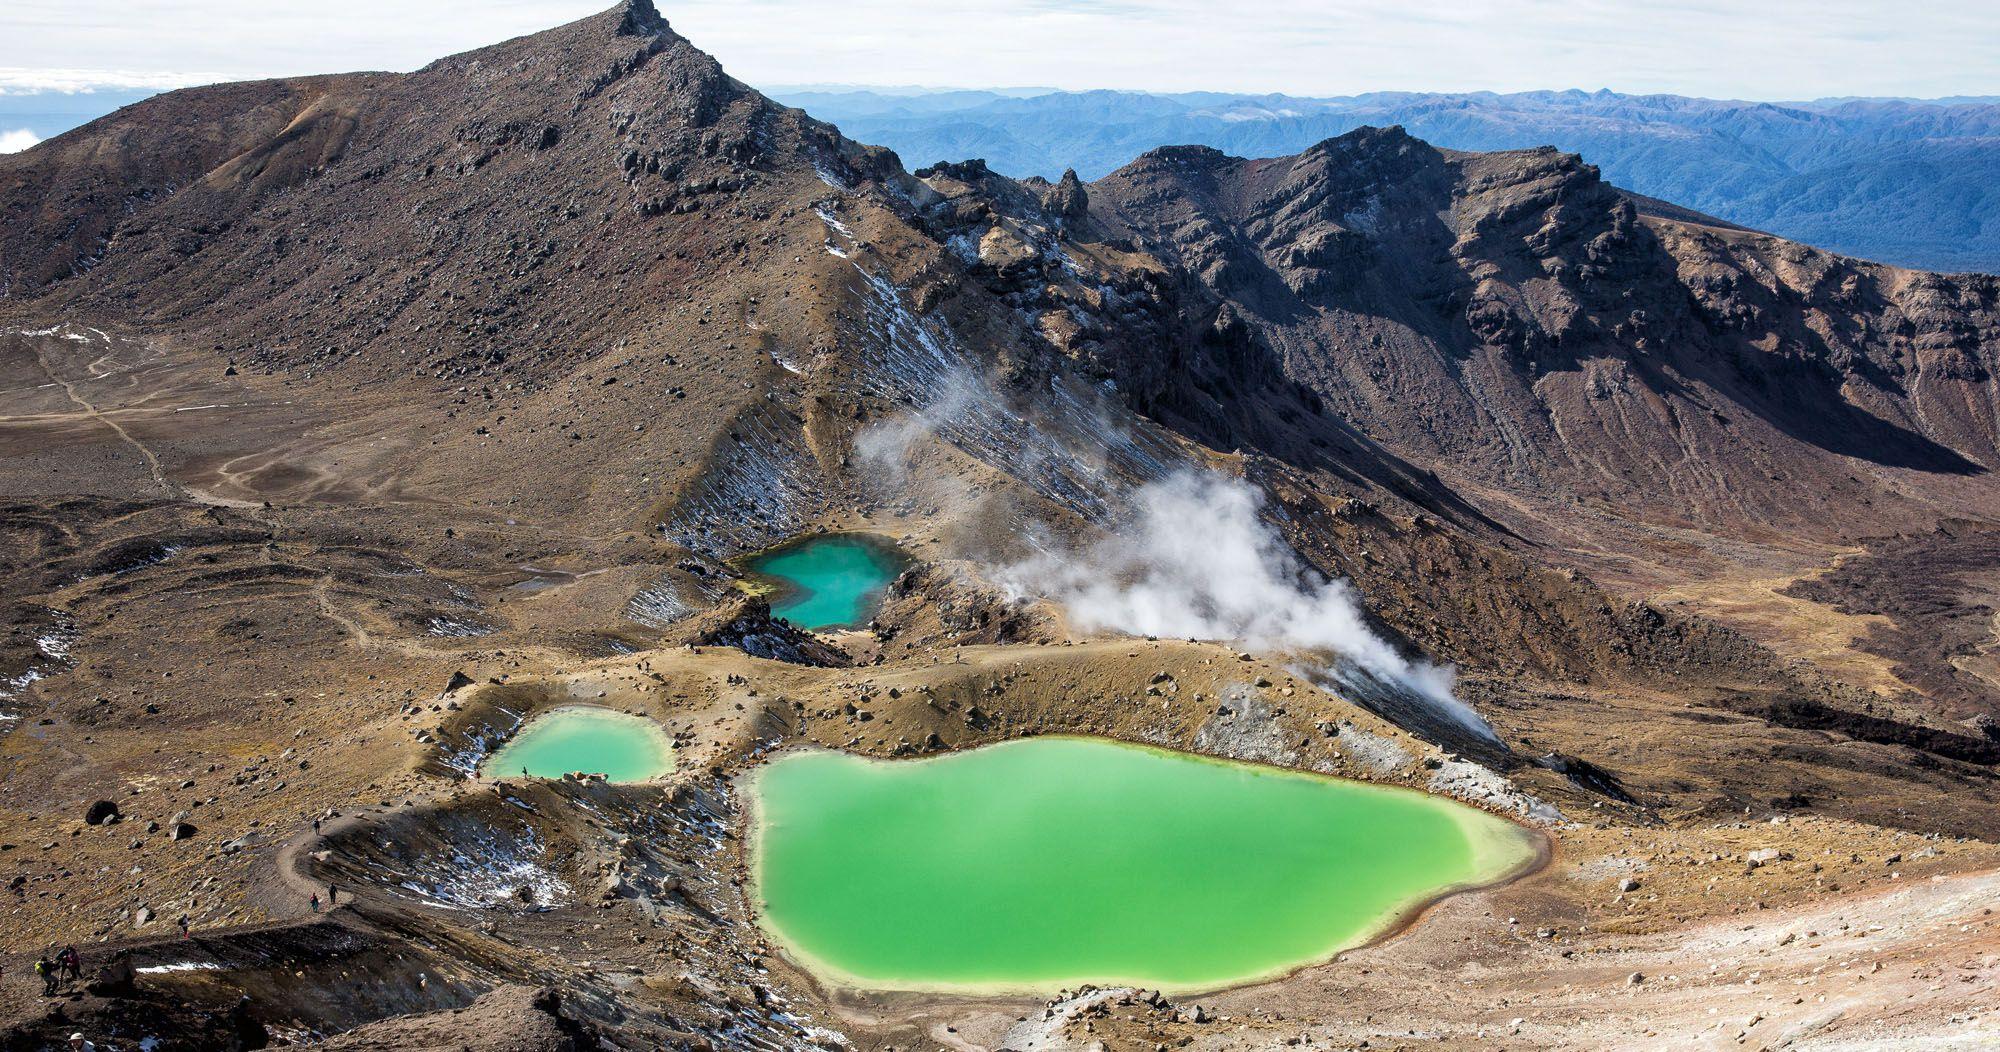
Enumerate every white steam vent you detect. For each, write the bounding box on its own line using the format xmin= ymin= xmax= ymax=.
xmin=1001 ymin=470 xmax=1504 ymax=754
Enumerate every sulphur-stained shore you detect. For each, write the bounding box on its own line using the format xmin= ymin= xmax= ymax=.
xmin=481 ymin=705 xmax=678 ymax=782
xmin=739 ymin=736 xmax=1544 ymax=998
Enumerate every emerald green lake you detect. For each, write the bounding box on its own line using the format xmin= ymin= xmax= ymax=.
xmin=745 ymin=533 xmax=905 ymax=631
xmin=749 ymin=738 xmax=1537 ymax=994
xmin=482 ymin=707 xmax=673 ymax=783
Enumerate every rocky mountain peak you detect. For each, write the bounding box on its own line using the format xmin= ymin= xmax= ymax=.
xmin=1042 ymin=167 xmax=1089 ymax=220
xmin=1304 ymin=123 xmax=1421 ymax=157
xmin=1130 ymin=143 xmax=1233 ymax=171
xmin=616 ymin=0 xmax=669 ymax=36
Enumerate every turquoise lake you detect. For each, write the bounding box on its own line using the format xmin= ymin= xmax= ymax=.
xmin=745 ymin=533 xmax=906 ymax=631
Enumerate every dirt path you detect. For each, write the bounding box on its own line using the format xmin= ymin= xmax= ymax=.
xmin=30 ymin=334 xmax=182 ymax=500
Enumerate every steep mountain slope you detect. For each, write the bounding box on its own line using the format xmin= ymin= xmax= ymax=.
xmin=899 ymin=134 xmax=2000 ymax=737
xmin=775 ymin=87 xmax=2000 ymax=272
xmin=0 ymin=76 xmax=380 ymax=294
xmin=1 ymin=1 xmax=894 ymax=383
xmin=1074 ymin=130 xmax=2000 ymax=542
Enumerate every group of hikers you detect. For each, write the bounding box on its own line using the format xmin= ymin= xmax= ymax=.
xmin=31 ymin=945 xmax=83 ymax=995
xmin=309 ymin=880 xmax=341 ymax=913
xmin=5 ymin=951 xmax=100 ymax=1049
xmin=5 ymin=815 xmax=346 ymax=1049
xmin=0 ymin=824 xmax=352 ymax=1052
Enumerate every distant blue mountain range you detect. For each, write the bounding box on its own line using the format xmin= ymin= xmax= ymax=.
xmin=770 ymin=87 xmax=2000 ymax=274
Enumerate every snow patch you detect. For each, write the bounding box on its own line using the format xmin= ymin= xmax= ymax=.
xmin=394 ymin=826 xmax=570 ymax=911
xmin=626 ymin=576 xmax=696 ymax=627
xmin=426 ymin=616 xmax=492 ymax=638
xmin=136 ymin=961 xmax=223 ymax=974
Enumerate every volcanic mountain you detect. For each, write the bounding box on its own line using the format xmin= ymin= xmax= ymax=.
xmin=3 ymin=2 xmax=1999 ymax=1049
xmin=772 ymin=85 xmax=2000 ymax=273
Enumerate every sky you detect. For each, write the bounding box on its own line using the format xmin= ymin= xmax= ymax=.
xmin=0 ymin=0 xmax=1995 ymax=104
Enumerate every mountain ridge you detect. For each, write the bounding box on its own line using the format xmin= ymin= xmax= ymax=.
xmin=6 ymin=2 xmax=2000 ymax=559
xmin=7 ymin=2 xmax=2000 ymax=585
xmin=773 ymin=84 xmax=2000 ymax=273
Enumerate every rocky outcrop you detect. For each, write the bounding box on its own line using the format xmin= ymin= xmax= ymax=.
xmin=1041 ymin=168 xmax=1089 ymax=222
xmin=318 ymin=986 xmax=596 ymax=1051
xmin=667 ymin=596 xmax=850 ymax=666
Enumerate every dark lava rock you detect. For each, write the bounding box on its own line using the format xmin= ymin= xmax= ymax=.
xmin=668 ymin=596 xmax=850 ymax=667
xmin=1535 ymin=752 xmax=1637 ymax=803
xmin=1041 ymin=168 xmax=1088 ymax=221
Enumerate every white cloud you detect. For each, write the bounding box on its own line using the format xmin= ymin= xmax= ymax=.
xmin=667 ymin=0 xmax=2000 ymax=99
xmin=0 ymin=67 xmax=230 ymax=93
xmin=0 ymin=128 xmax=42 ymax=153
xmin=0 ymin=0 xmax=1995 ymax=100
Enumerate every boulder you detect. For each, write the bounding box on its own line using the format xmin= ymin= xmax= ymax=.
xmin=87 ymin=952 xmax=138 ymax=997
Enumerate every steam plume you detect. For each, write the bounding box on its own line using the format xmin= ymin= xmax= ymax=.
xmin=1000 ymin=470 xmax=1503 ymax=749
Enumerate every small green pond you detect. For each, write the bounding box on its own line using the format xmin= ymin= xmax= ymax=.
xmin=482 ymin=707 xmax=674 ymax=783
xmin=748 ymin=737 xmax=1537 ymax=994
xmin=744 ymin=533 xmax=906 ymax=631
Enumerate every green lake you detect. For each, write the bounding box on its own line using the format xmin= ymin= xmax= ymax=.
xmin=482 ymin=707 xmax=674 ymax=783
xmin=744 ymin=533 xmax=906 ymax=631
xmin=748 ymin=737 xmax=1536 ymax=994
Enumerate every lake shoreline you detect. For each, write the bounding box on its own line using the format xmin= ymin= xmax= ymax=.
xmin=736 ymin=531 xmax=910 ymax=631
xmin=480 ymin=704 xmax=677 ymax=783
xmin=737 ymin=734 xmax=1552 ymax=999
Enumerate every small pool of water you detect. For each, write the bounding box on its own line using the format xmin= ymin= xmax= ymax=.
xmin=748 ymin=737 xmax=1536 ymax=994
xmin=743 ymin=533 xmax=906 ymax=631
xmin=482 ymin=707 xmax=674 ymax=783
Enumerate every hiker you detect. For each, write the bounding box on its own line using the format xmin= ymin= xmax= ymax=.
xmin=312 ymin=817 xmax=321 ymax=836
xmin=60 ymin=945 xmax=81 ymax=981
xmin=177 ymin=914 xmax=191 ymax=939
xmin=36 ymin=955 xmax=57 ymax=995
xmin=309 ymin=892 xmax=320 ymax=912
xmin=328 ymin=882 xmax=339 ymax=905
xmin=68 ymin=1033 xmax=96 ymax=1052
